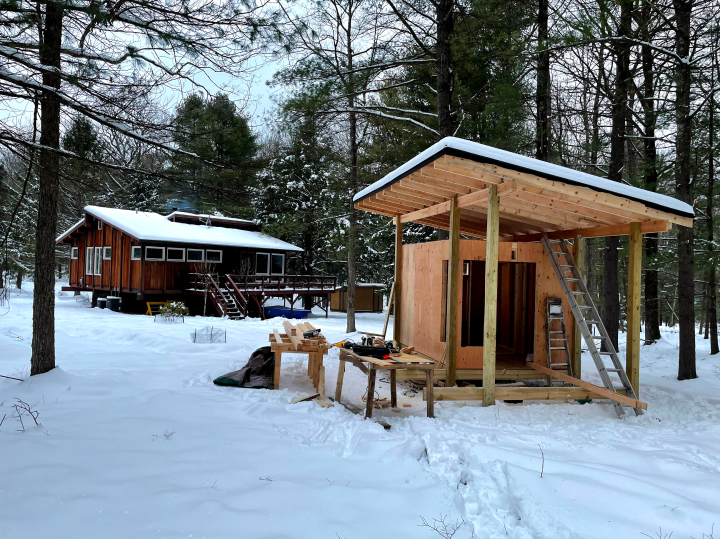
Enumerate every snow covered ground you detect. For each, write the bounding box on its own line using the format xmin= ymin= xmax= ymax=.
xmin=0 ymin=284 xmax=718 ymax=539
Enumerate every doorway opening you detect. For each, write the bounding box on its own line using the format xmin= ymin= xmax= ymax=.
xmin=460 ymin=261 xmax=536 ymax=361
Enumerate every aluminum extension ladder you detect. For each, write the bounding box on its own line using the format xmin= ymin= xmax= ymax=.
xmin=545 ymin=297 xmax=573 ymax=385
xmin=541 ymin=235 xmax=642 ymax=417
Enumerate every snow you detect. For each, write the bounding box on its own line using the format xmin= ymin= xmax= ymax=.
xmin=1 ymin=283 xmax=719 ymax=538
xmin=353 ymin=137 xmax=695 ymax=220
xmin=56 ymin=206 xmax=303 ymax=252
xmin=166 ymin=211 xmax=256 ymax=225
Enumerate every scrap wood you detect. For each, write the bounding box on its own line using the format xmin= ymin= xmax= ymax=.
xmin=316 ymin=399 xmax=334 ymax=408
xmin=290 ymin=393 xmax=320 ymax=404
xmin=401 ymin=346 xmax=415 ymax=354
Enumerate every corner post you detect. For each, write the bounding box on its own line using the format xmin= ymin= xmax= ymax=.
xmin=483 ymin=185 xmax=499 ymax=406
xmin=572 ymin=235 xmax=585 ymax=378
xmin=626 ymin=222 xmax=642 ymax=395
xmin=394 ymin=216 xmax=403 ymax=344
xmin=446 ymin=196 xmax=460 ymax=387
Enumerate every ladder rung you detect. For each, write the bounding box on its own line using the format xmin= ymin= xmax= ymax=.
xmin=550 ymin=347 xmax=567 ymax=350
xmin=571 ymin=291 xmax=587 ymax=295
xmin=549 ymin=331 xmax=564 ymax=334
xmin=578 ymin=305 xmax=592 ymax=309
xmin=566 ymin=278 xmax=581 ymax=282
xmin=554 ymin=252 xmax=568 ymax=256
xmin=606 ymin=368 xmax=623 ymax=373
xmin=591 ymin=335 xmax=607 ymax=339
xmin=560 ymin=265 xmax=574 ymax=268
xmin=598 ymin=351 xmax=615 ymax=355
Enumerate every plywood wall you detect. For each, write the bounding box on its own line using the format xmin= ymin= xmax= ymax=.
xmin=398 ymin=239 xmax=575 ymax=370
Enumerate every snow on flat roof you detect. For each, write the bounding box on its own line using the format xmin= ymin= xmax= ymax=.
xmin=56 ymin=206 xmax=303 ymax=252
xmin=354 ymin=137 xmax=694 ymax=219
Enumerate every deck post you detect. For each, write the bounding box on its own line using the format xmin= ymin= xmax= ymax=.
xmin=446 ymin=196 xmax=460 ymax=387
xmin=572 ymin=234 xmax=585 ymax=378
xmin=483 ymin=184 xmax=499 ymax=407
xmin=626 ymin=222 xmax=642 ymax=395
xmin=394 ymin=216 xmax=403 ymax=344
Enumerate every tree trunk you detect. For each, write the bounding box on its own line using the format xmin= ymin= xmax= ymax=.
xmin=602 ymin=0 xmax=631 ymax=352
xmin=436 ymin=0 xmax=454 ymax=138
xmin=434 ymin=0 xmax=455 ymax=242
xmin=345 ymin=17 xmax=358 ymax=334
xmin=707 ymin=53 xmax=718 ymax=354
xmin=31 ymin=2 xmax=63 ymax=376
xmin=536 ymin=0 xmax=550 ymax=161
xmin=674 ymin=0 xmax=697 ymax=379
xmin=16 ymin=269 xmax=23 ymax=289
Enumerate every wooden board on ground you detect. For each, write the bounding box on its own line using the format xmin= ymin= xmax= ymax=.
xmin=526 ymin=362 xmax=647 ymax=410
xmin=422 ymin=386 xmax=629 ymax=401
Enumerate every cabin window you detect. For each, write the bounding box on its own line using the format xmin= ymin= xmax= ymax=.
xmin=71 ymin=247 xmax=79 ymax=259
xmin=187 ymin=249 xmax=204 ymax=262
xmin=206 ymin=249 xmax=222 ymax=263
xmin=94 ymin=247 xmax=102 ymax=275
xmin=131 ymin=246 xmax=142 ymax=260
xmin=256 ymin=253 xmax=270 ymax=275
xmin=145 ymin=246 xmax=165 ymax=261
xmin=86 ymin=247 xmax=94 ymax=274
xmin=103 ymin=247 xmax=111 ymax=260
xmin=167 ymin=248 xmax=185 ymax=262
xmin=271 ymin=253 xmax=284 ymax=275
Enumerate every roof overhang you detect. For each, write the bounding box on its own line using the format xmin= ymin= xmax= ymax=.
xmin=354 ymin=138 xmax=693 ymax=241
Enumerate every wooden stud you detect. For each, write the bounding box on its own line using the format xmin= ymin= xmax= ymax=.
xmin=572 ymin=235 xmax=585 ymax=379
xmin=390 ymin=369 xmax=397 ymax=407
xmin=423 ymin=385 xmax=629 ymax=401
xmin=273 ymin=351 xmax=282 ymax=390
xmin=483 ymin=184 xmax=499 ymax=407
xmin=365 ymin=367 xmax=377 ymax=419
xmin=394 ymin=217 xmax=403 ymax=345
xmin=318 ymin=365 xmax=325 ymax=401
xmin=426 ymin=368 xmax=434 ymax=417
xmin=626 ymin=222 xmax=642 ymax=395
xmin=446 ymin=196 xmax=460 ymax=387
xmin=335 ymin=354 xmax=346 ymax=403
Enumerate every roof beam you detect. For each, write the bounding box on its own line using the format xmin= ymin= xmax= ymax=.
xmin=502 ymin=220 xmax=671 ymax=242
xmin=399 ymin=181 xmax=517 ymax=224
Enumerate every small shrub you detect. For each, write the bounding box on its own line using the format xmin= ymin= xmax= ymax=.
xmin=159 ymin=302 xmax=189 ymax=317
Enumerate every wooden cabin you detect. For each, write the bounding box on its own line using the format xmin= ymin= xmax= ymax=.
xmin=331 ymin=283 xmax=384 ymax=313
xmin=354 ymin=137 xmax=694 ymax=410
xmin=56 ymin=206 xmax=338 ymax=318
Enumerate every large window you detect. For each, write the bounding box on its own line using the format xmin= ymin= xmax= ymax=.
xmin=131 ymin=246 xmax=142 ymax=260
xmin=145 ymin=246 xmax=165 ymax=261
xmin=271 ymin=253 xmax=284 ymax=275
xmin=94 ymin=247 xmax=102 ymax=275
xmin=206 ymin=249 xmax=222 ymax=263
xmin=86 ymin=247 xmax=93 ymax=274
xmin=167 ymin=248 xmax=185 ymax=262
xmin=103 ymin=246 xmax=112 ymax=260
xmin=71 ymin=247 xmax=79 ymax=259
xmin=187 ymin=249 xmax=204 ymax=262
xmin=256 ymin=253 xmax=270 ymax=275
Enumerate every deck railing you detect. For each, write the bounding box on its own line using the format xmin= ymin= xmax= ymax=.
xmin=225 ymin=274 xmax=337 ymax=293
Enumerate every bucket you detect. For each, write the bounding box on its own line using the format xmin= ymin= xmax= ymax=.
xmin=107 ymin=296 xmax=121 ymax=312
xmin=97 ymin=298 xmax=107 ymax=309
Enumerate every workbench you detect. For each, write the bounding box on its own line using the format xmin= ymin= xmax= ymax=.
xmin=335 ymin=347 xmax=437 ymax=418
xmin=269 ymin=321 xmax=330 ymax=392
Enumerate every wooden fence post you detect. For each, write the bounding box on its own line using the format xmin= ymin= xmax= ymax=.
xmin=394 ymin=217 xmax=403 ymax=345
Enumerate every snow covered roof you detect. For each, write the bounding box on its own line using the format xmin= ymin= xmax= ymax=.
xmin=354 ymin=137 xmax=694 ymax=220
xmin=56 ymin=206 xmax=303 ymax=252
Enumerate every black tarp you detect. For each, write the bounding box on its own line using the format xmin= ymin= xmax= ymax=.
xmin=213 ymin=346 xmax=275 ymax=389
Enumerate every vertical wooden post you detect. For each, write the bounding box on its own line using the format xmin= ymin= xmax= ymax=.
xmin=483 ymin=185 xmax=499 ymax=407
xmin=572 ymin=235 xmax=585 ymax=379
xmin=394 ymin=217 xmax=403 ymax=344
xmin=446 ymin=196 xmax=460 ymax=387
xmin=626 ymin=222 xmax=642 ymax=395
